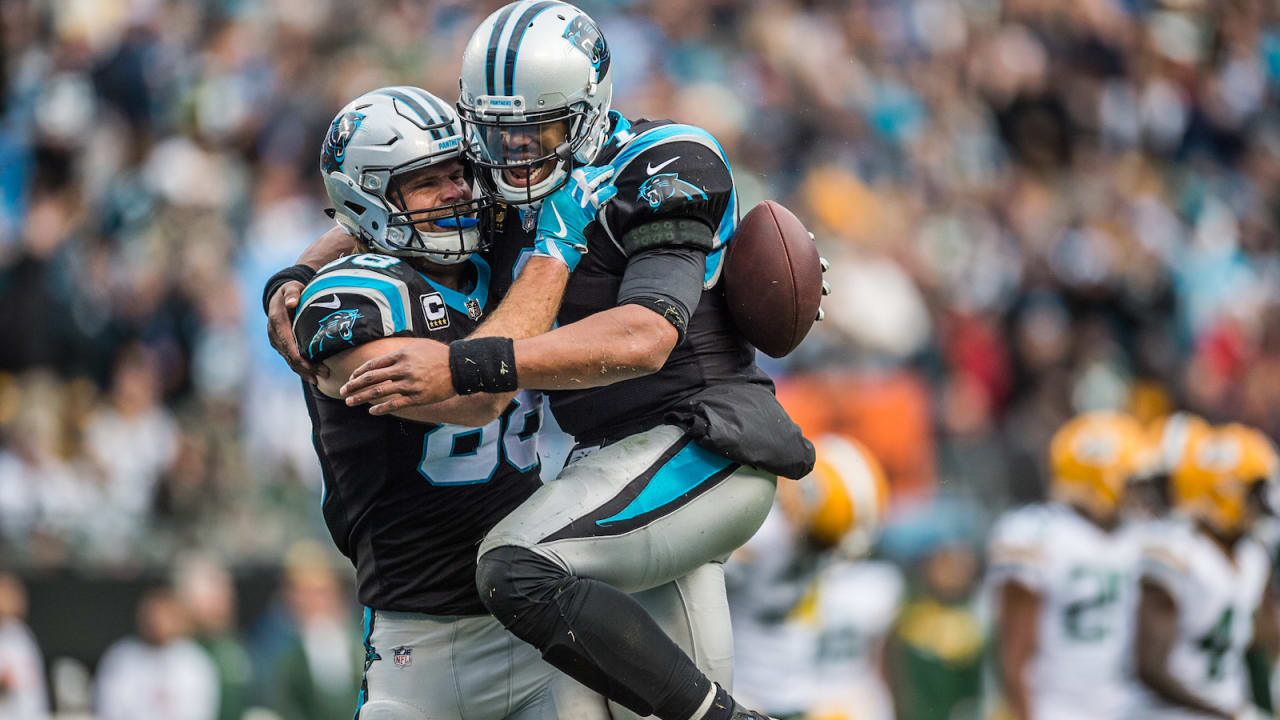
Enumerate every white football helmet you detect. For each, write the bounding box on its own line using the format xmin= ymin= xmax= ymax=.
xmin=457 ymin=1 xmax=614 ymax=207
xmin=321 ymin=86 xmax=490 ymax=264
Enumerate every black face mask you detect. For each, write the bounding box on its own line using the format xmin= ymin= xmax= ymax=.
xmin=458 ymin=105 xmax=586 ymax=206
xmin=380 ymin=160 xmax=494 ymax=259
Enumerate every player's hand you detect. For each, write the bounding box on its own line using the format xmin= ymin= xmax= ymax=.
xmin=533 ymin=165 xmax=618 ymax=271
xmin=267 ymin=280 xmax=328 ymax=384
xmin=340 ymin=339 xmax=453 ymax=415
xmin=817 ymin=240 xmax=831 ymax=322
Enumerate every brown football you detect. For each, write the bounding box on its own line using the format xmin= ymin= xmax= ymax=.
xmin=724 ymin=200 xmax=823 ymax=358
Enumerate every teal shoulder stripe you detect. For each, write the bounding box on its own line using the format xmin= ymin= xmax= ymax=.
xmin=610 ymin=122 xmax=739 ymax=280
xmin=419 ymin=255 xmax=491 ymax=316
xmin=612 ymin=123 xmax=731 ymax=174
xmin=301 ymin=275 xmax=408 ymax=333
xmin=596 ymin=442 xmax=735 ymax=526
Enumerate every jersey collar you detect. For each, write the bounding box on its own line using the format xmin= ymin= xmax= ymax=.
xmin=604 ymin=111 xmax=632 ymax=152
xmin=418 ymin=255 xmax=490 ymax=316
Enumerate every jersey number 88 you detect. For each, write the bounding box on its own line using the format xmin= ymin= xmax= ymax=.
xmin=418 ymin=393 xmax=541 ymax=485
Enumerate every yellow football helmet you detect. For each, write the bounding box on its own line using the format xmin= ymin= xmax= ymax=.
xmin=1146 ymin=411 xmax=1211 ymax=478
xmin=1173 ymin=424 xmax=1280 ymax=536
xmin=777 ymin=434 xmax=889 ymax=552
xmin=1048 ymin=412 xmax=1147 ymax=521
xmin=1126 ymin=411 xmax=1211 ymax=517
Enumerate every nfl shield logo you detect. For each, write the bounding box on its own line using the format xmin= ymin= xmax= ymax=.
xmin=392 ymin=646 xmax=412 ymax=668
xmin=465 ymin=298 xmax=483 ymax=321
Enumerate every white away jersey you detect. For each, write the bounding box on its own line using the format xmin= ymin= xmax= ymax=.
xmin=1135 ymin=519 xmax=1271 ymax=719
xmin=807 ymin=559 xmax=903 ymax=720
xmin=727 ymin=506 xmax=821 ymax=715
xmin=987 ymin=503 xmax=1142 ymax=720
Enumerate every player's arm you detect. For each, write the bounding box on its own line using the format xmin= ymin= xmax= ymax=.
xmin=995 ymin=579 xmax=1040 ymax=720
xmin=326 ymin=256 xmax=572 ymax=424
xmin=471 ymin=255 xmax=569 ymax=340
xmin=1254 ymin=571 xmax=1279 ymax=662
xmin=987 ymin=515 xmax=1045 ymax=720
xmin=294 ymin=260 xmax=528 ymax=426
xmin=1136 ymin=579 xmax=1234 ymax=719
xmin=341 ymin=162 xmax=716 ymax=411
xmin=340 ymin=241 xmax=700 ymax=412
xmin=315 ymin=337 xmax=508 ymax=426
xmin=264 ymin=226 xmax=359 ymax=383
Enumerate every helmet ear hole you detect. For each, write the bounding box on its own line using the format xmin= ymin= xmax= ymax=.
xmin=344 ymin=201 xmax=367 ymax=216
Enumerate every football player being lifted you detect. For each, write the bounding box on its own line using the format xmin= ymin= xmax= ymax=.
xmin=336 ymin=3 xmax=815 ymax=720
xmin=987 ymin=412 xmax=1149 ymax=720
xmin=286 ymin=87 xmax=609 ymax=720
xmin=1134 ymin=424 xmax=1280 ymax=720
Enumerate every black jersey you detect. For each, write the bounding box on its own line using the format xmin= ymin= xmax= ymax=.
xmin=547 ymin=113 xmax=814 ymax=478
xmin=292 ymin=247 xmax=543 ymax=615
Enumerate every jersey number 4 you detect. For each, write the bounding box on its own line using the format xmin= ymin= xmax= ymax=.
xmin=417 ymin=394 xmax=541 ymax=486
xmin=1196 ymin=607 xmax=1234 ymax=681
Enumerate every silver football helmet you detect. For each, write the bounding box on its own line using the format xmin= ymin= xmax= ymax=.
xmin=457 ymin=1 xmax=613 ymax=207
xmin=321 ymin=86 xmax=490 ymax=264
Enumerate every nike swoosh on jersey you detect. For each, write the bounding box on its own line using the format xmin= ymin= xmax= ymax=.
xmin=646 ymin=156 xmax=680 ymax=175
xmin=311 ymin=295 xmax=342 ymax=309
xmin=549 ymin=204 xmax=568 ymax=238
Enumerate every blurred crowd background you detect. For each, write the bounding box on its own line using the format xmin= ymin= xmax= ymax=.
xmin=2 ymin=0 xmax=1279 ymax=717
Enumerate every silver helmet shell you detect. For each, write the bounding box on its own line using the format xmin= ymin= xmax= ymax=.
xmin=457 ymin=1 xmax=613 ymax=207
xmin=321 ymin=86 xmax=489 ymax=264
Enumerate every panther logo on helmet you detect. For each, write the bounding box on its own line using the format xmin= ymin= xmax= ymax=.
xmin=321 ymin=112 xmax=365 ymax=175
xmin=563 ymin=15 xmax=610 ymax=79
xmin=308 ymin=309 xmax=361 ymax=358
xmin=638 ymin=173 xmax=708 ymax=210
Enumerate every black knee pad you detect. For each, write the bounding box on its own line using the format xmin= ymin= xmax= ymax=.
xmin=476 ymin=546 xmax=657 ymax=716
xmin=475 ymin=545 xmax=570 ymax=632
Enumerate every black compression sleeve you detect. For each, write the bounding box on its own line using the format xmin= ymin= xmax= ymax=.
xmin=262 ymin=264 xmax=317 ymax=315
xmin=616 ymin=245 xmax=707 ymax=345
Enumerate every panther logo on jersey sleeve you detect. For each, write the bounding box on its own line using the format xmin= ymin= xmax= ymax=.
xmin=638 ymin=173 xmax=708 ymax=210
xmin=292 ymin=254 xmax=416 ymax=363
xmin=308 ymin=309 xmax=362 ymax=358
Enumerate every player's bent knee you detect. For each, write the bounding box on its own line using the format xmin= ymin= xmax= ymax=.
xmin=355 ymin=699 xmax=428 ymax=720
xmin=476 ymin=545 xmax=569 ymax=638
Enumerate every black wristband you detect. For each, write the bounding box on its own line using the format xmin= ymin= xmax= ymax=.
xmin=449 ymin=337 xmax=518 ymax=395
xmin=262 ymin=264 xmax=317 ymax=315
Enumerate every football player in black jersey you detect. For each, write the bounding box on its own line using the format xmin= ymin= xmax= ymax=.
xmin=333 ymin=4 xmax=816 ymax=720
xmin=280 ymin=87 xmax=611 ymax=720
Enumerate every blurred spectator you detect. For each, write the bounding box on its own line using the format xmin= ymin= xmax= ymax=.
xmin=885 ymin=542 xmax=986 ymax=720
xmin=94 ymin=587 xmax=219 ymax=720
xmin=0 ymin=573 xmax=48 ymax=720
xmin=81 ymin=345 xmax=180 ymax=557
xmin=267 ymin=543 xmax=360 ymax=720
xmin=175 ymin=555 xmax=253 ymax=720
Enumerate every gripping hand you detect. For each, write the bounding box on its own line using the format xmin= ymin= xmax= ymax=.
xmin=533 ymin=165 xmax=618 ymax=271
